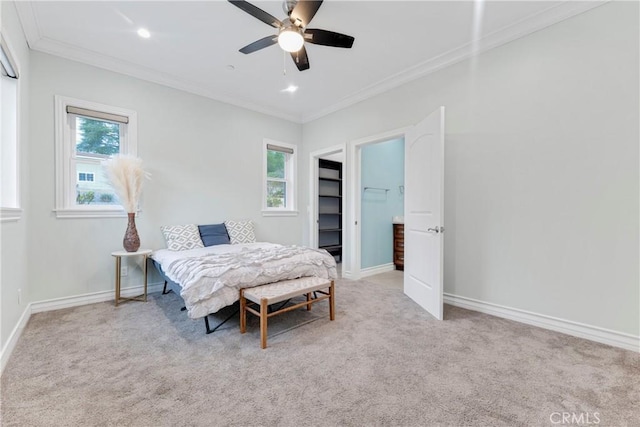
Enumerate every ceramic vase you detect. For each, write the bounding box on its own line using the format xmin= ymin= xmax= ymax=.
xmin=123 ymin=212 xmax=140 ymax=252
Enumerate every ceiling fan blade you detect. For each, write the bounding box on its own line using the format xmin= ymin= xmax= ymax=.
xmin=305 ymin=29 xmax=354 ymax=48
xmin=289 ymin=0 xmax=323 ymax=27
xmin=228 ymin=0 xmax=282 ymax=29
xmin=239 ymin=36 xmax=278 ymax=54
xmin=290 ymin=46 xmax=310 ymax=71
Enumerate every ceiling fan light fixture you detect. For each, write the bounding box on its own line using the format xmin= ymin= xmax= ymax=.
xmin=278 ymin=27 xmax=304 ymax=52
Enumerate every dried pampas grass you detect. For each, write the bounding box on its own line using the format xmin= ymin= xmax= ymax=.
xmin=103 ymin=154 xmax=150 ymax=213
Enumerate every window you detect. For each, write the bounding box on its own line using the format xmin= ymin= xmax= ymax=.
xmin=1 ymin=34 xmax=21 ymax=221
xmin=54 ymin=96 xmax=137 ymax=217
xmin=78 ymin=172 xmax=95 ymax=182
xmin=263 ymin=139 xmax=297 ymax=216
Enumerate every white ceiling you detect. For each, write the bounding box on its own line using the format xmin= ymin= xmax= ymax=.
xmin=14 ymin=1 xmax=603 ymax=123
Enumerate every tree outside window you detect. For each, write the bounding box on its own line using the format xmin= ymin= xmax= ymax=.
xmin=73 ymin=115 xmax=121 ymax=206
xmin=267 ymin=150 xmax=287 ymax=208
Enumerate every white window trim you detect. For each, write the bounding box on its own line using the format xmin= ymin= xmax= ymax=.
xmin=262 ymin=139 xmax=298 ymax=217
xmin=0 ymin=33 xmax=22 ymax=222
xmin=54 ymin=95 xmax=137 ymax=219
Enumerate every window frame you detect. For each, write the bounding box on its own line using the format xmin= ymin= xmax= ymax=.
xmin=54 ymin=95 xmax=137 ymax=218
xmin=0 ymin=33 xmax=22 ymax=222
xmin=262 ymin=139 xmax=298 ymax=217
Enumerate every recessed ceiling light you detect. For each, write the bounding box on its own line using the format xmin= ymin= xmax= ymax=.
xmin=282 ymin=85 xmax=298 ymax=93
xmin=137 ymin=28 xmax=151 ymax=39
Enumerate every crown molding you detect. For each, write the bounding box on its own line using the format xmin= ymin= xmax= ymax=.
xmin=13 ymin=2 xmax=302 ymax=123
xmin=15 ymin=1 xmax=607 ymax=125
xmin=300 ymin=0 xmax=609 ymax=123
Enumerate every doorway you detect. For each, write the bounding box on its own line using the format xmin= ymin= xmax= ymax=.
xmin=309 ymin=145 xmax=346 ymax=276
xmin=346 ymin=127 xmax=410 ymax=280
xmin=360 ymin=138 xmax=405 ymax=277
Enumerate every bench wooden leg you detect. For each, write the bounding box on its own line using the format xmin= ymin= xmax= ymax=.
xmin=306 ymin=292 xmax=312 ymax=311
xmin=239 ymin=289 xmax=247 ymax=334
xmin=329 ymin=280 xmax=335 ymax=321
xmin=260 ymin=298 xmax=268 ymax=349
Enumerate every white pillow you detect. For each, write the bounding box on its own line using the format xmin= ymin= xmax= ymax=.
xmin=224 ymin=220 xmax=256 ymax=244
xmin=161 ymin=224 xmax=204 ymax=251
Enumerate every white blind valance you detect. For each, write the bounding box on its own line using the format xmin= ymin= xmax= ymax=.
xmin=267 ymin=143 xmax=294 ymax=155
xmin=66 ymin=106 xmax=129 ymax=124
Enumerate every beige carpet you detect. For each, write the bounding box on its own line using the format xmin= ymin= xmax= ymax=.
xmin=1 ymin=278 xmax=638 ymax=426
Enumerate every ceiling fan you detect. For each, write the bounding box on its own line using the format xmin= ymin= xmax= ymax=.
xmin=228 ymin=0 xmax=355 ymax=71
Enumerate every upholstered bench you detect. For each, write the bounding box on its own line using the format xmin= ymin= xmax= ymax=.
xmin=240 ymin=277 xmax=335 ymax=349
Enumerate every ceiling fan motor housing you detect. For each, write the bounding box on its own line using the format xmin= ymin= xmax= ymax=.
xmin=283 ymin=0 xmax=297 ymax=15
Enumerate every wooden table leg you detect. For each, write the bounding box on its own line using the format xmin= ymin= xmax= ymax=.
xmin=240 ymin=289 xmax=247 ymax=334
xmin=260 ymin=298 xmax=268 ymax=349
xmin=329 ymin=280 xmax=335 ymax=321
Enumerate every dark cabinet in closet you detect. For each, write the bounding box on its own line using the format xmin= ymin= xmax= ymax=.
xmin=393 ymin=223 xmax=404 ymax=271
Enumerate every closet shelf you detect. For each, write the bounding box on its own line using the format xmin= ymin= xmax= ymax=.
xmin=320 ymin=245 xmax=342 ymax=251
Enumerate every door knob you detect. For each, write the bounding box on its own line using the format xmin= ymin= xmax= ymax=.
xmin=427 ymin=227 xmax=439 ymax=233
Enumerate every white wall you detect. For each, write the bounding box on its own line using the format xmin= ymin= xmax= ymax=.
xmin=27 ymin=52 xmax=302 ymax=302
xmin=0 ymin=1 xmax=30 ymax=357
xmin=302 ymin=2 xmax=639 ymax=336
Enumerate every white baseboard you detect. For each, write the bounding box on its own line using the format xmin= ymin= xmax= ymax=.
xmin=444 ymin=293 xmax=640 ymax=352
xmin=0 ymin=304 xmax=31 ymax=376
xmin=341 ymin=270 xmax=355 ymax=280
xmin=31 ymin=282 xmax=164 ymax=313
xmin=359 ymin=263 xmax=396 ymax=278
xmin=0 ymin=281 xmax=164 ymax=376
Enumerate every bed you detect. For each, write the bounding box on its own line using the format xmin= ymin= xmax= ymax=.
xmin=151 ymin=241 xmax=338 ymax=331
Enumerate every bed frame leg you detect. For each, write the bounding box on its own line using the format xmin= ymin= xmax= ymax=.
xmin=162 ymin=280 xmax=170 ymax=295
xmin=204 ymin=307 xmax=240 ymax=334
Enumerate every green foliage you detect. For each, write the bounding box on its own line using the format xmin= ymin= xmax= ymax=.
xmin=76 ymin=117 xmax=120 ymax=155
xmin=76 ymin=191 xmax=95 ymax=204
xmin=267 ymin=150 xmax=285 ymax=178
xmin=266 ymin=182 xmax=285 ymax=208
xmin=99 ymin=193 xmax=114 ymax=203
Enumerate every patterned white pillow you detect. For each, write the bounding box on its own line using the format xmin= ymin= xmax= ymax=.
xmin=224 ymin=220 xmax=256 ymax=244
xmin=161 ymin=224 xmax=204 ymax=251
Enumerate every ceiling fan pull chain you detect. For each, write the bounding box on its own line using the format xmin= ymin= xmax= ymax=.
xmin=283 ymin=50 xmax=287 ymax=75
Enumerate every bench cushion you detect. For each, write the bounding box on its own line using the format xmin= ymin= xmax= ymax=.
xmin=243 ymin=277 xmax=331 ymax=305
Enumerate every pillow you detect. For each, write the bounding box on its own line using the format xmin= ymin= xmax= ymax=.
xmin=224 ymin=220 xmax=256 ymax=244
xmin=198 ymin=223 xmax=230 ymax=247
xmin=160 ymin=224 xmax=205 ymax=251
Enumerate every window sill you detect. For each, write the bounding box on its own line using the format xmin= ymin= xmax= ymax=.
xmin=54 ymin=207 xmax=138 ymax=219
xmin=261 ymin=210 xmax=299 ymax=217
xmin=1 ymin=207 xmax=23 ymax=222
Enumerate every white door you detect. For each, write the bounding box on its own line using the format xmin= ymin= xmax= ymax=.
xmin=404 ymin=107 xmax=445 ymax=320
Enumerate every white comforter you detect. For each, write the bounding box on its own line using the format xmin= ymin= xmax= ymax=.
xmin=152 ymin=243 xmax=337 ymax=318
